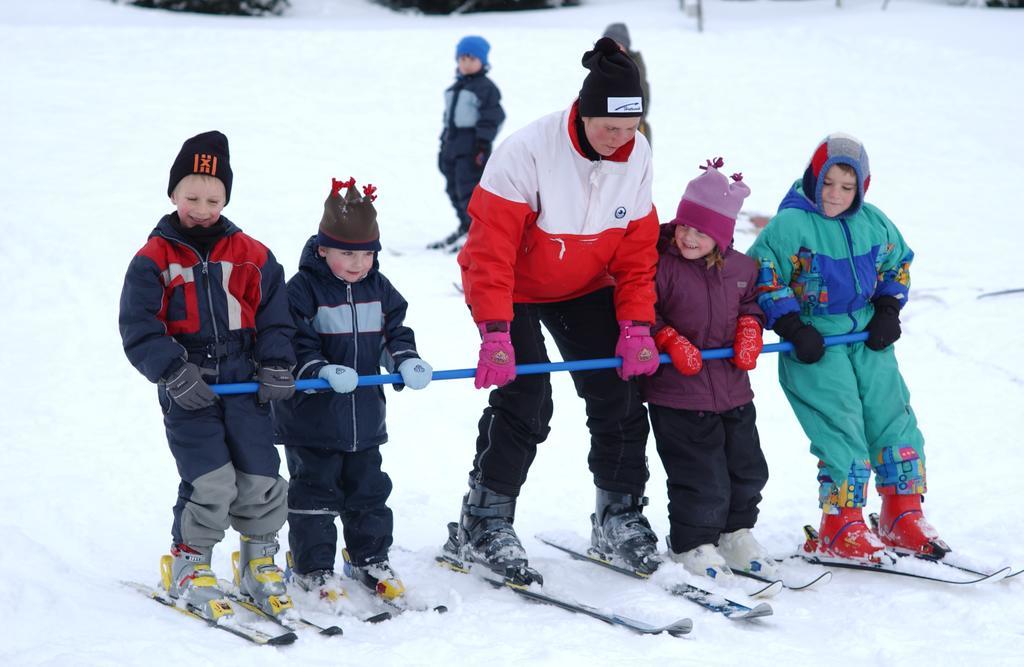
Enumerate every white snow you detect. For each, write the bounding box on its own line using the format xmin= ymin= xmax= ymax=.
xmin=1 ymin=0 xmax=1022 ymax=664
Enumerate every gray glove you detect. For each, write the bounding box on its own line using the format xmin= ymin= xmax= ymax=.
xmin=318 ymin=364 xmax=359 ymax=393
xmin=257 ymin=364 xmax=296 ymax=403
xmin=398 ymin=358 xmax=433 ymax=390
xmin=164 ymin=362 xmax=217 ymax=411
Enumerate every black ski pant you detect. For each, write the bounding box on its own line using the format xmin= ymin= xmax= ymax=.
xmin=285 ymin=445 xmax=393 ymax=574
xmin=439 ymin=148 xmax=482 ymax=235
xmin=649 ymin=402 xmax=767 ymax=554
xmin=470 ymin=287 xmax=651 ymax=498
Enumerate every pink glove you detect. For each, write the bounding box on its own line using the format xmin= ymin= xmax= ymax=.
xmin=475 ymin=321 xmax=516 ymax=389
xmin=615 ymin=320 xmax=660 ymax=380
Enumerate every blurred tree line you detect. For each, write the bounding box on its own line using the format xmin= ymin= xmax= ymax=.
xmin=123 ymin=0 xmax=289 ymax=15
xmin=376 ymin=0 xmax=578 ymax=13
xmin=115 ymin=0 xmax=579 ymax=17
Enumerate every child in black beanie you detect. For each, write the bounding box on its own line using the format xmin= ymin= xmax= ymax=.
xmin=119 ymin=130 xmax=297 ymax=621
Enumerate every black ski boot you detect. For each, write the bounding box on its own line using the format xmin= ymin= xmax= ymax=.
xmin=442 ymin=482 xmax=542 ymax=586
xmin=590 ymin=487 xmax=661 ymax=575
xmin=427 ymin=226 xmax=468 ymax=251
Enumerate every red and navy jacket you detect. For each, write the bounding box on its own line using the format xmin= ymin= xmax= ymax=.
xmin=119 ymin=214 xmax=295 ymax=383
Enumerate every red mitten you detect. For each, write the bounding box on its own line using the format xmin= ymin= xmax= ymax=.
xmin=653 ymin=326 xmax=702 ymax=376
xmin=732 ymin=315 xmax=763 ymax=371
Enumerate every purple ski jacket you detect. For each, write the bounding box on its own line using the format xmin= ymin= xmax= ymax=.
xmin=642 ymin=225 xmax=765 ymax=413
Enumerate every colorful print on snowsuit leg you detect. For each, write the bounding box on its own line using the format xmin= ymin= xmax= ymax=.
xmin=817 ymin=460 xmax=871 ymax=514
xmin=874 ymin=445 xmax=926 ymax=496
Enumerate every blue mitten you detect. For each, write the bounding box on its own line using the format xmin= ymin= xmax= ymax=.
xmin=398 ymin=358 xmax=433 ymax=390
xmin=318 ymin=364 xmax=359 ymax=393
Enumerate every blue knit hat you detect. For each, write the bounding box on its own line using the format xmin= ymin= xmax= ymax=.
xmin=456 ymin=35 xmax=490 ymax=67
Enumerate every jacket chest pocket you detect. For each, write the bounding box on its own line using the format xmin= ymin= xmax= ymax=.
xmin=162 ymin=265 xmax=201 ymax=335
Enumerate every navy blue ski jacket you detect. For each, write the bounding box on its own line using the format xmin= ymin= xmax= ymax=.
xmin=274 ymin=236 xmax=421 ymax=451
xmin=119 ymin=214 xmax=295 ymax=384
xmin=440 ymin=69 xmax=505 ymax=157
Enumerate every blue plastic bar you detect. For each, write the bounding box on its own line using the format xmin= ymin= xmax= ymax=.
xmin=210 ymin=332 xmax=869 ymax=396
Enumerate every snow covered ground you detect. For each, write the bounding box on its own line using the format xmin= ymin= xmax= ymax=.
xmin=2 ymin=0 xmax=1022 ymax=664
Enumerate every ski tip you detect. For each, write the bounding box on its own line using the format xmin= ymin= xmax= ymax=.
xmin=433 ymin=604 xmax=449 ymax=614
xmin=365 ymin=611 xmax=394 ymax=624
xmin=981 ymin=566 xmax=1013 ymax=584
xmin=722 ymin=601 xmax=773 ymax=620
xmin=754 ymin=579 xmax=784 ymax=598
xmin=802 ymin=570 xmax=833 ymax=589
xmin=666 ymin=619 xmax=694 ymax=637
xmin=318 ymin=625 xmax=344 ymax=637
xmin=266 ymin=631 xmax=299 ymax=646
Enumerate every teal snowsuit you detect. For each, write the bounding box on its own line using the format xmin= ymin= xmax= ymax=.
xmin=747 ymin=158 xmax=925 ymax=509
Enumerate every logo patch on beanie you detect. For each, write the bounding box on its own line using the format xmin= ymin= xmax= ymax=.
xmin=614 ymin=206 xmax=627 ymax=219
xmin=193 ymin=153 xmax=218 ymax=176
xmin=607 ymin=97 xmax=642 ymax=113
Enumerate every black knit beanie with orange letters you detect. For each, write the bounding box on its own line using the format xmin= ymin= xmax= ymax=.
xmin=167 ymin=130 xmax=234 ymax=204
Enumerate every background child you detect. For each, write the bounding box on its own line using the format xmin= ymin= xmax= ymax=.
xmin=429 ymin=35 xmax=505 ymax=253
xmin=119 ymin=131 xmax=297 ymax=619
xmin=275 ymin=178 xmax=433 ymax=605
xmin=602 ymin=23 xmax=651 ymax=146
xmin=643 ymin=158 xmax=771 ymax=582
xmin=746 ymin=133 xmax=948 ymax=561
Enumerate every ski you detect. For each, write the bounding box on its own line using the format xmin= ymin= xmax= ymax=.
xmin=123 ymin=581 xmax=298 ymax=646
xmin=866 ymin=513 xmax=1020 ymax=581
xmin=734 ymin=567 xmax=831 ymax=591
xmin=436 ymin=554 xmax=692 ymax=637
xmin=799 ymin=525 xmax=1011 ymax=585
xmin=535 ymin=535 xmax=773 ymax=621
xmin=339 ymin=547 xmax=449 ymax=618
xmin=376 ymin=594 xmax=449 ymax=616
xmin=217 ymin=582 xmax=344 ymax=637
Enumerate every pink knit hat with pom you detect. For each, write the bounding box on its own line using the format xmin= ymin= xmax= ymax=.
xmin=669 ymin=157 xmax=751 ymax=252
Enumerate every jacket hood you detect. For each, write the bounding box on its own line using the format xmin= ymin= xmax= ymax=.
xmin=792 ymin=132 xmax=871 ymax=219
xmin=777 ymin=182 xmax=821 ymax=215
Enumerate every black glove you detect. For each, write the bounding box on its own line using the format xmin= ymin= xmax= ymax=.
xmin=866 ymin=296 xmax=902 ymax=351
xmin=474 ymin=141 xmax=491 ymax=168
xmin=164 ymin=362 xmax=217 ymax=411
xmin=256 ymin=364 xmax=295 ymax=404
xmin=773 ymin=313 xmax=825 ymax=364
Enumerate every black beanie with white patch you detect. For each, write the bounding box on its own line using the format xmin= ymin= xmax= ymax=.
xmin=578 ymin=37 xmax=643 ymax=118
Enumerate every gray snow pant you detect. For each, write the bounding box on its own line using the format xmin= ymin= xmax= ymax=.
xmin=160 ymin=383 xmax=288 ymax=548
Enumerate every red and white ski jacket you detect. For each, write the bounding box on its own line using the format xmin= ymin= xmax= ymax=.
xmin=457 ymin=102 xmax=659 ymax=324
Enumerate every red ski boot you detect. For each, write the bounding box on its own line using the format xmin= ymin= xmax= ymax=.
xmin=877 ymin=494 xmax=951 ymax=558
xmin=811 ymin=507 xmax=887 ymax=562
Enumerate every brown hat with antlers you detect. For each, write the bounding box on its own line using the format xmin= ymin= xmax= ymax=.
xmin=317 ymin=177 xmax=381 ymax=251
